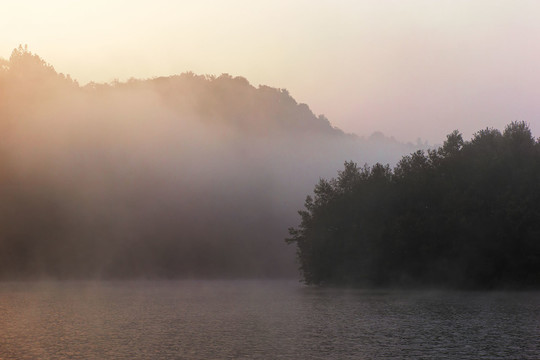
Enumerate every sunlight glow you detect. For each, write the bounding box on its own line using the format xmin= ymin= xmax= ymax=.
xmin=2 ymin=0 xmax=540 ymax=142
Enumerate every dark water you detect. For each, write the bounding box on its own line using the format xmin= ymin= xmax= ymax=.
xmin=0 ymin=280 xmax=538 ymax=359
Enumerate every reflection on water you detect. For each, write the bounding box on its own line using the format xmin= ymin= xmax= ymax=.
xmin=0 ymin=280 xmax=538 ymax=359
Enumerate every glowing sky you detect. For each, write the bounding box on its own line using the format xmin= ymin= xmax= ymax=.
xmin=2 ymin=0 xmax=540 ymax=142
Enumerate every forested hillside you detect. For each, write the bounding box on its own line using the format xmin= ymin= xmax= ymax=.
xmin=0 ymin=46 xmax=419 ymax=279
xmin=287 ymin=122 xmax=540 ymax=288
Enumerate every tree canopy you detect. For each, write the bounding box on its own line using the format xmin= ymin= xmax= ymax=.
xmin=287 ymin=122 xmax=540 ymax=289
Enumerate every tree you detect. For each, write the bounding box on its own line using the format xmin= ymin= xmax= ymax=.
xmin=287 ymin=122 xmax=540 ymax=288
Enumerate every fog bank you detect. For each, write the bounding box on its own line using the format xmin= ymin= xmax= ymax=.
xmin=0 ymin=47 xmax=421 ymax=279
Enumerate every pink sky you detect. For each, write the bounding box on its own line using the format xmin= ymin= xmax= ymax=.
xmin=2 ymin=0 xmax=539 ymax=142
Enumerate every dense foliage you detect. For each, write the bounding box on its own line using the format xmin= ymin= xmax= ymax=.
xmin=287 ymin=122 xmax=540 ymax=288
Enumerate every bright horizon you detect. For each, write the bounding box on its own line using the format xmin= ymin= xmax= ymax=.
xmin=2 ymin=0 xmax=540 ymax=143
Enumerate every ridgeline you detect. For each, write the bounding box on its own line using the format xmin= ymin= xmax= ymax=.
xmin=0 ymin=46 xmax=419 ymax=279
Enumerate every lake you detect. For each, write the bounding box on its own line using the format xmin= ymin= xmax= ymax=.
xmin=0 ymin=280 xmax=538 ymax=359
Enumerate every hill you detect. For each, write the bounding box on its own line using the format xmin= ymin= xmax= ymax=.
xmin=0 ymin=46 xmax=419 ymax=279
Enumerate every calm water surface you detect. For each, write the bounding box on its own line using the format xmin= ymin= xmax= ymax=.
xmin=0 ymin=280 xmax=538 ymax=359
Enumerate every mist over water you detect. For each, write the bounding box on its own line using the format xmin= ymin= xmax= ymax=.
xmin=0 ymin=48 xmax=422 ymax=279
xmin=0 ymin=280 xmax=538 ymax=359
xmin=2 ymin=3 xmax=540 ymax=357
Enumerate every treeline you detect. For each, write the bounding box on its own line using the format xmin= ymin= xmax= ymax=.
xmin=287 ymin=122 xmax=540 ymax=288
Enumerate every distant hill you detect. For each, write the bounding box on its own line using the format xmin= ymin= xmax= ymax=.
xmin=0 ymin=46 xmax=421 ymax=279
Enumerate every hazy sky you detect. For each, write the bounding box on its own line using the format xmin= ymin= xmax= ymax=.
xmin=2 ymin=0 xmax=540 ymax=142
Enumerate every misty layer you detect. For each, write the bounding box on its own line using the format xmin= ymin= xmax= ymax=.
xmin=0 ymin=46 xmax=418 ymax=279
